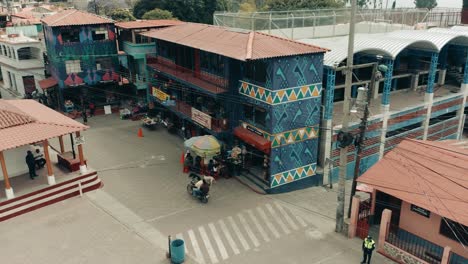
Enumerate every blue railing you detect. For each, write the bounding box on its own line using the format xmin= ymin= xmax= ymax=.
xmin=387 ymin=226 xmax=443 ymax=264
xmin=450 ymin=252 xmax=468 ymax=264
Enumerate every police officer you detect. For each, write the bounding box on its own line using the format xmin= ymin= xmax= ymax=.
xmin=361 ymin=235 xmax=376 ymax=264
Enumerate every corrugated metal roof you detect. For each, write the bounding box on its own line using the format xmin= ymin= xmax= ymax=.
xmin=115 ymin=20 xmax=184 ymax=30
xmin=358 ymin=139 xmax=468 ymax=226
xmin=41 ymin=9 xmax=113 ymax=27
xmin=141 ymin=23 xmax=327 ymax=61
xmin=301 ymin=29 xmax=468 ymax=67
xmin=0 ymin=100 xmax=88 ymax=152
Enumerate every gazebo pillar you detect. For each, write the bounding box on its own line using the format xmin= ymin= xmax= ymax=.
xmin=0 ymin=151 xmax=14 ymax=199
xmin=42 ymin=140 xmax=56 ymax=185
xmin=58 ymin=135 xmax=65 ymax=154
xmin=76 ymin=132 xmax=87 ymax=174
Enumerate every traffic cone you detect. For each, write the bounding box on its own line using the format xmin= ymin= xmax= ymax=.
xmin=138 ymin=128 xmax=144 ymax=138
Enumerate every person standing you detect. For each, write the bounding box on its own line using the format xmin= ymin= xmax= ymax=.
xmin=82 ymin=110 xmax=88 ymax=125
xmin=361 ymin=235 xmax=376 ymax=264
xmin=89 ymin=102 xmax=95 ymax=117
xmin=26 ymin=151 xmax=38 ymax=180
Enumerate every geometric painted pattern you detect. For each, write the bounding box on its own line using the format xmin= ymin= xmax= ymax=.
xmin=271 ymin=126 xmax=319 ymax=148
xmin=271 ymin=163 xmax=317 ymax=188
xmin=240 ymin=122 xmax=319 ymax=148
xmin=239 ymin=81 xmax=322 ymax=105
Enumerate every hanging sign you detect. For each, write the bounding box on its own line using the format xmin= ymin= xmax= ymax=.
xmin=191 ymin=108 xmax=211 ymax=129
xmin=152 ymin=87 xmax=170 ymax=101
xmin=410 ymin=204 xmax=431 ymax=218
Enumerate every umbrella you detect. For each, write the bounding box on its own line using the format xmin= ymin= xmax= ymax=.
xmin=184 ymin=135 xmax=221 ymax=157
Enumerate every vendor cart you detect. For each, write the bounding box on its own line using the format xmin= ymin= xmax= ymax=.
xmin=142 ymin=115 xmax=160 ymax=130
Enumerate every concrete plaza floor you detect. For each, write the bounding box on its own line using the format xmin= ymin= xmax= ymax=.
xmin=0 ymin=113 xmax=394 ymax=264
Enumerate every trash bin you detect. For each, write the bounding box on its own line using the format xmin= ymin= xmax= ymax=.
xmin=170 ymin=239 xmax=185 ymax=264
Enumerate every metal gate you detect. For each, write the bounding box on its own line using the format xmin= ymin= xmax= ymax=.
xmin=357 ymin=198 xmax=371 ymax=239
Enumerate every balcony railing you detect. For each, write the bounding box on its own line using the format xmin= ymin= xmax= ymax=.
xmin=147 ymin=55 xmax=228 ymax=94
xmin=168 ymin=100 xmax=228 ymax=132
xmin=386 ymin=226 xmax=444 ymax=264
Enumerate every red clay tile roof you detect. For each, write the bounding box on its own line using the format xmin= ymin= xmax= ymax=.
xmin=140 ymin=23 xmax=327 ymax=61
xmin=41 ymin=9 xmax=113 ymax=27
xmin=0 ymin=100 xmax=88 ymax=152
xmin=115 ymin=19 xmax=184 ymax=30
xmin=38 ymin=77 xmax=58 ymax=90
xmin=357 ymin=139 xmax=468 ymax=226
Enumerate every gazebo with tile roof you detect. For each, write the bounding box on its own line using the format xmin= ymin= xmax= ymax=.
xmin=0 ymin=99 xmax=88 ymax=199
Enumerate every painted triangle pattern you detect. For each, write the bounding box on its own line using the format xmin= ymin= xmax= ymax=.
xmin=271 ymin=163 xmax=317 ymax=188
xmin=239 ymin=81 xmax=322 ymax=105
xmin=270 ymin=126 xmax=319 ymax=148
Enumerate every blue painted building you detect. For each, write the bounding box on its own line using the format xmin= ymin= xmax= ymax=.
xmin=42 ymin=10 xmax=120 ymax=109
xmin=142 ymin=23 xmax=326 ymax=193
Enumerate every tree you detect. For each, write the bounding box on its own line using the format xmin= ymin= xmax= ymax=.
xmin=239 ymin=0 xmax=256 ymax=12
xmin=142 ymin=8 xmax=175 ymax=20
xmin=109 ymin=8 xmax=136 ymax=21
xmin=262 ymin=0 xmax=345 ymax=11
xmin=88 ymin=0 xmax=125 ymax=15
xmin=392 ymin=0 xmax=396 ymax=9
xmin=414 ymin=0 xmax=437 ymax=9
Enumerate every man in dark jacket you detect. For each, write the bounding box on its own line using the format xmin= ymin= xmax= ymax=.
xmin=26 ymin=151 xmax=38 ymax=179
xmin=361 ymin=235 xmax=376 ymax=264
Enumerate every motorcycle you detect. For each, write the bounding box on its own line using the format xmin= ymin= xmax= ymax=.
xmin=186 ymin=173 xmax=209 ymax=203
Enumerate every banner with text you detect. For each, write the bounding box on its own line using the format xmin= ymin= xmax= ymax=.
xmin=192 ymin=108 xmax=212 ymax=129
xmin=152 ymin=87 xmax=170 ymax=102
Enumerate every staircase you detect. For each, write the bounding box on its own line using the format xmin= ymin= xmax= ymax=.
xmin=0 ymin=171 xmax=102 ymax=222
xmin=446 ymin=68 xmax=464 ymax=86
xmin=236 ymin=167 xmax=269 ymax=194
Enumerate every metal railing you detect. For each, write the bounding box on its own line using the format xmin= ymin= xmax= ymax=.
xmin=386 ymin=226 xmax=444 ymax=264
xmin=146 ymin=55 xmax=228 ymax=93
xmin=214 ymin=8 xmax=461 ymax=39
xmin=449 ymin=252 xmax=468 ymax=264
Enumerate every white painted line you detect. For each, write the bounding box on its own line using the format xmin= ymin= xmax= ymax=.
xmin=274 ymin=202 xmax=299 ymax=230
xmin=175 ymin=233 xmax=188 ymax=254
xmin=218 ymin=219 xmax=240 ymax=255
xmin=199 ymin=226 xmax=219 ymax=264
xmin=293 ymin=213 xmax=308 ymax=228
xmin=227 ymin=216 xmax=250 ymax=251
xmin=256 ymin=207 xmax=281 ymax=239
xmin=266 ymin=203 xmax=291 ymax=235
xmin=237 ymin=213 xmax=260 ymax=247
xmin=208 ymin=223 xmax=229 ymax=260
xmin=188 ymin=229 xmax=205 ymax=264
xmin=246 ymin=209 xmax=270 ymax=242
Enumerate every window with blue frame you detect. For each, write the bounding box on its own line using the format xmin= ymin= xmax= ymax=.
xmin=200 ymin=51 xmax=224 ymax=76
xmin=244 ymin=60 xmax=267 ymax=84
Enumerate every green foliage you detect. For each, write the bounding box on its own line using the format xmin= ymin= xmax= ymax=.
xmin=142 ymin=8 xmax=174 ymax=20
xmin=262 ymin=0 xmax=345 ymax=11
xmin=414 ymin=0 xmax=437 ymax=9
xmin=239 ymin=0 xmax=257 ymax=12
xmin=109 ymin=8 xmax=136 ymax=21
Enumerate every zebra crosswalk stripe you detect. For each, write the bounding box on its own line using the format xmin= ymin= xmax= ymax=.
xmin=208 ymin=223 xmax=229 ymax=260
xmin=188 ymin=229 xmax=205 ymax=264
xmin=218 ymin=219 xmax=240 ymax=255
xmin=246 ymin=209 xmax=270 ymax=242
xmin=237 ymin=213 xmax=260 ymax=247
xmin=266 ymin=203 xmax=291 ymax=235
xmin=256 ymin=206 xmax=281 ymax=239
xmin=274 ymin=202 xmax=299 ymax=230
xmin=228 ymin=216 xmax=250 ymax=251
xmin=199 ymin=226 xmax=219 ymax=263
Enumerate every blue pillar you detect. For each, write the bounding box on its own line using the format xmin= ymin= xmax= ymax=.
xmin=381 ymin=60 xmax=394 ymax=105
xmin=324 ymin=68 xmax=336 ymax=120
xmin=426 ymin=53 xmax=439 ymax=93
xmin=464 ymin=48 xmax=468 ymax=84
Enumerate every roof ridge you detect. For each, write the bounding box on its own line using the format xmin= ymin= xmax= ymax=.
xmin=49 ymin=9 xmax=76 ymax=25
xmin=246 ymin=31 xmax=254 ymax=60
xmin=35 ymin=120 xmax=88 ymax=129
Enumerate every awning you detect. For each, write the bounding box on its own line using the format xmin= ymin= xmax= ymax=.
xmin=233 ymin=126 xmax=271 ymax=154
xmin=38 ymin=77 xmax=57 ymax=90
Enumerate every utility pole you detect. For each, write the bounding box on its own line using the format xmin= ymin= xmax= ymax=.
xmin=336 ymin=0 xmax=357 ymax=233
xmin=347 ymin=63 xmax=378 ymax=218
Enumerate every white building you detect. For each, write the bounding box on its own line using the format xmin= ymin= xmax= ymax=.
xmin=0 ymin=34 xmax=44 ymax=99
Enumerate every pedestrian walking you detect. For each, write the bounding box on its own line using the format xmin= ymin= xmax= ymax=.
xmin=26 ymin=151 xmax=38 ymax=180
xmin=361 ymin=235 xmax=376 ymax=264
xmin=82 ymin=110 xmax=88 ymax=125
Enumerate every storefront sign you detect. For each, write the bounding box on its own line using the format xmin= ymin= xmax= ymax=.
xmin=152 ymin=87 xmax=170 ymax=101
xmin=162 ymin=100 xmax=176 ymax=106
xmin=411 ymin=204 xmax=431 ymax=218
xmin=192 ymin=108 xmax=211 ymax=129
xmin=246 ymin=125 xmax=264 ymax=137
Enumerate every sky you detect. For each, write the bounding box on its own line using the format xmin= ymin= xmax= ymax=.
xmin=393 ymin=0 xmax=462 ymax=8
